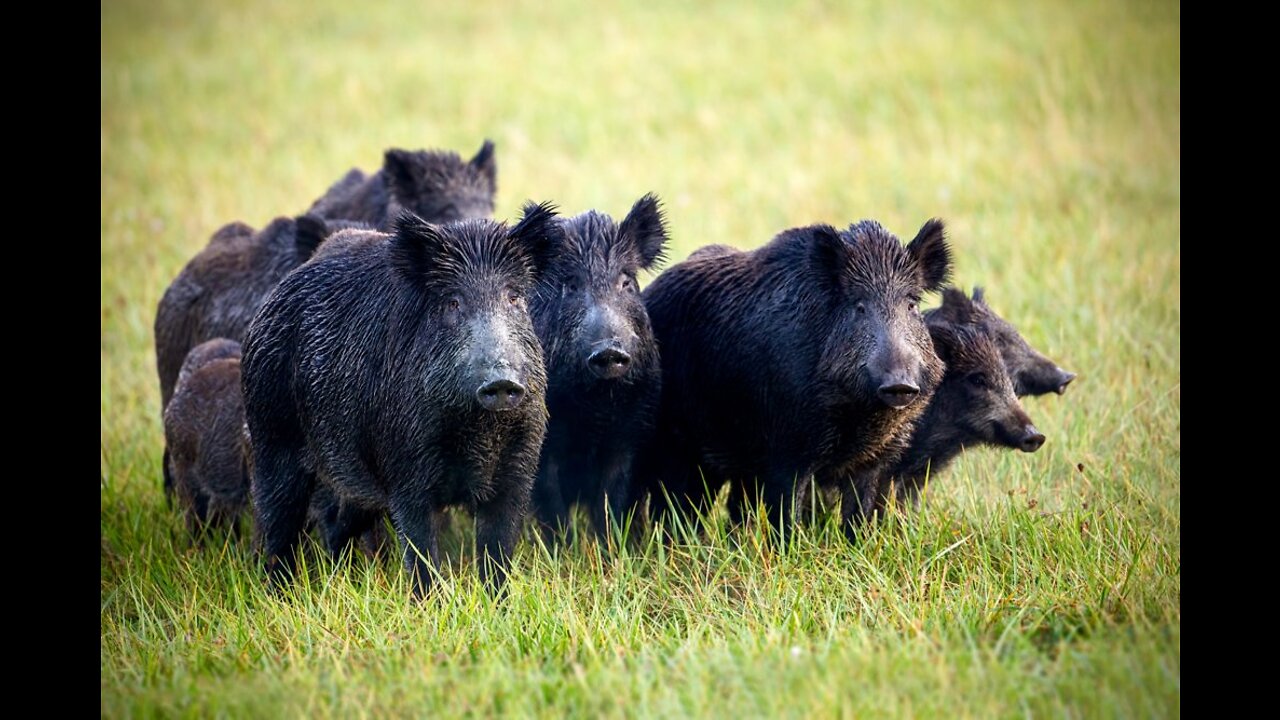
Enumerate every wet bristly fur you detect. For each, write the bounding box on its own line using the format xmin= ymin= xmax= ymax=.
xmin=307 ymin=140 xmax=497 ymax=230
xmin=242 ymin=203 xmax=561 ymax=597
xmin=155 ymin=215 xmax=372 ymax=496
xmin=163 ymin=339 xmax=250 ymax=537
xmin=925 ymin=286 xmax=1075 ymax=397
xmin=640 ymin=218 xmax=952 ymax=538
xmin=858 ymin=321 xmax=1043 ymax=514
xmin=527 ymin=193 xmax=668 ymax=542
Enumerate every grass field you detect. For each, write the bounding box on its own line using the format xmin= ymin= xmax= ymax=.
xmin=101 ymin=0 xmax=1180 ymax=716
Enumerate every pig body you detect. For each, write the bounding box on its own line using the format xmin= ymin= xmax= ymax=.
xmin=528 ymin=195 xmax=668 ymax=541
xmin=242 ymin=205 xmax=560 ymax=596
xmin=639 ymin=220 xmax=952 ymax=537
xmin=163 ymin=339 xmax=250 ymax=537
xmin=307 ymin=140 xmax=497 ymax=230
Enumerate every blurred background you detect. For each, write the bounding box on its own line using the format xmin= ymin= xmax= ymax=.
xmin=102 ymin=0 xmax=1178 ymax=713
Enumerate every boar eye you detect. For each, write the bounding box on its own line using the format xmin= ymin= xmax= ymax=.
xmin=446 ymin=297 xmax=462 ymax=313
xmin=854 ymin=302 xmax=867 ymax=316
xmin=620 ymin=274 xmax=637 ymax=293
xmin=967 ymin=372 xmax=988 ymax=388
xmin=507 ymin=289 xmax=522 ymax=306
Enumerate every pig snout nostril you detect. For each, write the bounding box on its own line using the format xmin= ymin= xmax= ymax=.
xmin=1020 ymin=428 xmax=1046 ymax=452
xmin=587 ymin=348 xmax=632 ymax=380
xmin=476 ymin=379 xmax=526 ymax=411
xmin=877 ymin=382 xmax=920 ymax=409
xmin=1056 ymin=370 xmax=1077 ymax=395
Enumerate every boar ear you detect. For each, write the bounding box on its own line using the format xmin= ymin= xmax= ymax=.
xmin=619 ymin=192 xmax=669 ymax=270
xmin=927 ymin=322 xmax=965 ymax=365
xmin=293 ymin=214 xmax=329 ymax=261
xmin=389 ymin=210 xmax=446 ymax=280
xmin=469 ymin=139 xmax=497 ymax=188
xmin=384 ymin=149 xmax=422 ymax=196
xmin=509 ymin=200 xmax=563 ymax=279
xmin=972 ymin=285 xmax=987 ymax=305
xmin=809 ymin=224 xmax=851 ymax=291
xmin=935 ymin=286 xmax=975 ymax=323
xmin=907 ymin=218 xmax=952 ymax=292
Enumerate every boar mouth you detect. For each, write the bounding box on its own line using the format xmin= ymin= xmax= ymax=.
xmin=876 ymin=382 xmax=921 ymax=409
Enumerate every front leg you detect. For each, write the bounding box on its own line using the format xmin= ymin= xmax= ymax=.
xmin=531 ymin=457 xmax=570 ymax=546
xmin=759 ymin=469 xmax=810 ymax=545
xmin=388 ymin=493 xmax=440 ymax=599
xmin=475 ymin=489 xmax=530 ymax=595
xmin=837 ymin=466 xmax=886 ymax=544
xmin=589 ymin=452 xmax=635 ymax=545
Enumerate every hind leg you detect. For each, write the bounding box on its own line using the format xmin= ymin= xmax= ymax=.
xmin=251 ymin=444 xmax=315 ymax=588
xmin=162 ymin=446 xmax=175 ymax=508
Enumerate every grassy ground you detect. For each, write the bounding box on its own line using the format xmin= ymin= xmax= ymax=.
xmin=101 ymin=0 xmax=1180 ymax=716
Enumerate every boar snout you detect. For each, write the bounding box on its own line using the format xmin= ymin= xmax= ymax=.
xmin=587 ymin=344 xmax=632 ymax=380
xmin=1019 ymin=426 xmax=1046 ymax=452
xmin=476 ymin=377 xmax=527 ymax=411
xmin=1054 ymin=369 xmax=1076 ymax=395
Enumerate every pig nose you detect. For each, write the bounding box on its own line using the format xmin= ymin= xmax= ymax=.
xmin=1019 ymin=426 xmax=1046 ymax=452
xmin=587 ymin=347 xmax=632 ymax=380
xmin=877 ymin=382 xmax=920 ymax=409
xmin=476 ymin=379 xmax=526 ymax=411
xmin=1055 ymin=370 xmax=1076 ymax=395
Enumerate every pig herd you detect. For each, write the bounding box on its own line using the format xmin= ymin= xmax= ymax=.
xmin=154 ymin=140 xmax=1076 ymax=598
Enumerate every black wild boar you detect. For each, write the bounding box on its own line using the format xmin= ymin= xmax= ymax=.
xmin=163 ymin=338 xmax=249 ymax=536
xmin=307 ymin=140 xmax=497 ymax=229
xmin=242 ymin=204 xmax=560 ymax=596
xmin=815 ymin=321 xmax=1046 ymax=531
xmin=639 ymin=219 xmax=952 ymax=537
xmin=925 ymin=287 xmax=1075 ymax=396
xmin=155 ymin=214 xmax=369 ymax=496
xmin=528 ymin=194 xmax=668 ymax=541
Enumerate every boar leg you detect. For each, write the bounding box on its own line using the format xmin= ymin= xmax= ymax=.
xmin=532 ymin=459 xmax=571 ymax=545
xmin=757 ymin=470 xmax=810 ymax=544
xmin=322 ymin=497 xmax=381 ymax=559
xmin=389 ymin=494 xmax=441 ymax=599
xmin=253 ymin=444 xmax=315 ymax=587
xmin=589 ymin=452 xmax=634 ymax=545
xmin=475 ymin=487 xmax=530 ymax=594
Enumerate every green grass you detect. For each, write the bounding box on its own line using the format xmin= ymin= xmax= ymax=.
xmin=101 ymin=0 xmax=1179 ymax=716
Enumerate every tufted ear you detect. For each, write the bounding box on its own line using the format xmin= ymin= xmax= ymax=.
xmin=932 ymin=286 xmax=976 ymax=324
xmin=383 ymin=148 xmax=423 ymax=198
xmin=388 ymin=210 xmax=447 ymax=280
xmin=907 ymin=218 xmax=952 ymax=292
xmin=469 ymin=139 xmax=497 ymax=189
xmin=509 ymin=200 xmax=564 ymax=281
xmin=293 ymin=214 xmax=330 ymax=261
xmin=927 ymin=321 xmax=965 ymax=365
xmin=807 ymin=224 xmax=852 ymax=294
xmin=972 ymin=285 xmax=987 ymax=305
xmin=618 ymin=192 xmax=669 ymax=270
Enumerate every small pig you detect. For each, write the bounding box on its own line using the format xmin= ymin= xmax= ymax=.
xmin=306 ymin=140 xmax=497 ymax=229
xmin=242 ymin=204 xmax=560 ymax=596
xmin=925 ymin=287 xmax=1075 ymax=396
xmin=527 ymin=194 xmax=668 ymax=541
xmin=163 ymin=338 xmax=249 ymax=537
